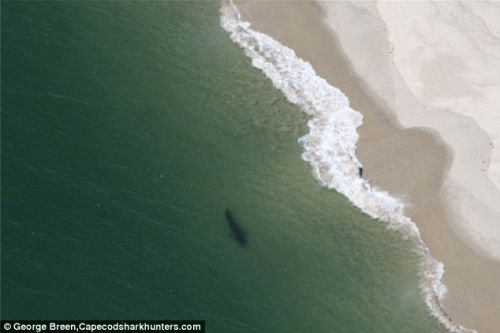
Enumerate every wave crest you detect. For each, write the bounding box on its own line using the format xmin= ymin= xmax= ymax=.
xmin=220 ymin=2 xmax=475 ymax=333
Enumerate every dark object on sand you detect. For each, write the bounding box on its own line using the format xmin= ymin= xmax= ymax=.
xmin=225 ymin=209 xmax=247 ymax=246
xmin=358 ymin=167 xmax=363 ymax=177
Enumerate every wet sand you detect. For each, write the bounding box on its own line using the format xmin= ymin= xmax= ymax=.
xmin=233 ymin=1 xmax=500 ymax=332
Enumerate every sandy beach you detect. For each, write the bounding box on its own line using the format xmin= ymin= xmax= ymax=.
xmin=319 ymin=1 xmax=500 ymax=261
xmin=232 ymin=1 xmax=500 ymax=332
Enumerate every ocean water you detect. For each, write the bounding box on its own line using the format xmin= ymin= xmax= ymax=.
xmin=2 ymin=1 xmax=447 ymax=332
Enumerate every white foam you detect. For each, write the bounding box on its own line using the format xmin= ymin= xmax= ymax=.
xmin=220 ymin=2 xmax=476 ymax=333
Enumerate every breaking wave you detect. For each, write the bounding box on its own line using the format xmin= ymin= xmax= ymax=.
xmin=220 ymin=1 xmax=476 ymax=333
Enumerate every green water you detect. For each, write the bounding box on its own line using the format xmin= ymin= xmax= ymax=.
xmin=2 ymin=1 xmax=446 ymax=332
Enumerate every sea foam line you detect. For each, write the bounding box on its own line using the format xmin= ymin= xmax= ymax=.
xmin=220 ymin=2 xmax=476 ymax=333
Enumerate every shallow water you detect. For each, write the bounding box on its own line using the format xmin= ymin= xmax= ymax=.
xmin=2 ymin=1 xmax=446 ymax=332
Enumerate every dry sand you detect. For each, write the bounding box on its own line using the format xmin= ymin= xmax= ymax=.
xmin=376 ymin=1 xmax=500 ymax=192
xmin=233 ymin=1 xmax=500 ymax=332
xmin=319 ymin=1 xmax=500 ymax=261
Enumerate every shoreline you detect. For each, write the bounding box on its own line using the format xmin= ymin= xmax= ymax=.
xmin=317 ymin=1 xmax=500 ymax=261
xmin=228 ymin=1 xmax=500 ymax=333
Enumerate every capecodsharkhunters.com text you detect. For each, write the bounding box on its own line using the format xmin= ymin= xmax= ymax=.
xmin=1 ymin=320 xmax=205 ymax=333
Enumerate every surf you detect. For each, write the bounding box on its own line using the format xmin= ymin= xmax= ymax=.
xmin=220 ymin=2 xmax=476 ymax=333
